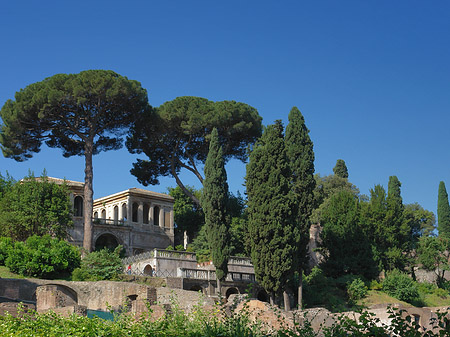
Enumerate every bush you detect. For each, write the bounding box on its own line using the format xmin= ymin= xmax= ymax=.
xmin=72 ymin=246 xmax=123 ymax=281
xmin=0 ymin=237 xmax=13 ymax=265
xmin=5 ymin=235 xmax=80 ymax=278
xmin=382 ymin=269 xmax=420 ymax=304
xmin=347 ymin=278 xmax=368 ymax=303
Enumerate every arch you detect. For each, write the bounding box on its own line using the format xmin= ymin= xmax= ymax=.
xmin=101 ymin=209 xmax=106 ymax=219
xmin=94 ymin=211 xmax=98 ymax=219
xmin=143 ymin=264 xmax=153 ymax=276
xmin=74 ymin=196 xmax=83 ymax=217
xmin=256 ymin=289 xmax=269 ymax=303
xmin=132 ymin=202 xmax=139 ymax=223
xmin=154 ymin=206 xmax=160 ymax=226
xmin=95 ymin=233 xmax=119 ymax=251
xmin=113 ymin=206 xmax=119 ymax=224
xmin=225 ymin=287 xmax=239 ymax=299
xmin=122 ymin=203 xmax=127 ymax=221
xmin=143 ymin=203 xmax=150 ymax=224
xmin=44 ymin=284 xmax=78 ymax=305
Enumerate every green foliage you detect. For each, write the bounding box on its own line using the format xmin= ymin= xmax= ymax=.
xmin=127 ymin=96 xmax=262 ymax=206
xmin=382 ymin=269 xmax=420 ymax=304
xmin=0 ymin=236 xmax=13 ymax=265
xmin=285 ymin=106 xmax=316 ymax=271
xmin=5 ymin=235 xmax=80 ymax=278
xmin=246 ymin=120 xmax=299 ymax=297
xmin=438 ymin=181 xmax=450 ymax=238
xmin=168 ymin=185 xmax=204 ymax=242
xmin=202 ymin=128 xmax=231 ymax=282
xmin=72 ymin=246 xmax=123 ymax=281
xmin=319 ymin=190 xmax=378 ymax=279
xmin=333 ymin=159 xmax=349 ymax=179
xmin=347 ymin=278 xmax=368 ymax=303
xmin=403 ymin=203 xmax=435 ymax=239
xmin=0 ymin=174 xmax=73 ymax=241
xmin=417 ymin=236 xmax=450 ymax=287
xmin=311 ymin=173 xmax=359 ymax=224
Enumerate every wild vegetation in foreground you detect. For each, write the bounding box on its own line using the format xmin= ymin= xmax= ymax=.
xmin=1 ymin=300 xmax=450 ymax=337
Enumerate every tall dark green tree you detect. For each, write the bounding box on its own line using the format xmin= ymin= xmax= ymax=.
xmin=127 ymin=96 xmax=262 ymax=206
xmin=438 ymin=181 xmax=450 ymax=238
xmin=333 ymin=159 xmax=348 ymax=179
xmin=0 ymin=70 xmax=149 ymax=252
xmin=202 ymin=128 xmax=231 ymax=292
xmin=246 ymin=121 xmax=299 ymax=304
xmin=284 ymin=106 xmax=315 ymax=308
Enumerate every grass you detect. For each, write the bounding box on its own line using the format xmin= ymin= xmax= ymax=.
xmin=0 ymin=265 xmax=24 ymax=279
xmin=421 ymin=292 xmax=450 ymax=307
xmin=358 ymin=290 xmax=409 ymax=307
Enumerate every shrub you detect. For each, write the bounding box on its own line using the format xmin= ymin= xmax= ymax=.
xmin=0 ymin=236 xmax=13 ymax=265
xmin=347 ymin=278 xmax=368 ymax=303
xmin=382 ymin=269 xmax=419 ymax=304
xmin=72 ymin=246 xmax=123 ymax=281
xmin=369 ymin=279 xmax=382 ymax=290
xmin=5 ymin=235 xmax=80 ymax=278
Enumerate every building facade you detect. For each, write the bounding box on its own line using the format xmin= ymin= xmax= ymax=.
xmin=47 ymin=178 xmax=175 ymax=256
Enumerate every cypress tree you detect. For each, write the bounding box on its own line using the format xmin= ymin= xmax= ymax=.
xmin=438 ymin=181 xmax=450 ymax=238
xmin=384 ymin=176 xmax=408 ymax=270
xmin=202 ymin=128 xmax=231 ymax=292
xmin=285 ymin=106 xmax=315 ymax=308
xmin=333 ymin=159 xmax=349 ymax=179
xmin=245 ymin=120 xmax=298 ymax=304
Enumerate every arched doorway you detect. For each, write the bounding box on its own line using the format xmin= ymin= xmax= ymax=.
xmin=256 ymin=289 xmax=269 ymax=303
xmin=225 ymin=287 xmax=239 ymax=299
xmin=95 ymin=233 xmax=119 ymax=251
xmin=143 ymin=264 xmax=153 ymax=276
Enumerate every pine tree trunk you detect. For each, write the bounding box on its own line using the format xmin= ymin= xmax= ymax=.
xmin=298 ymin=270 xmax=303 ymax=309
xmin=283 ymin=290 xmax=290 ymax=311
xmin=82 ymin=142 xmax=94 ymax=254
xmin=270 ymin=293 xmax=275 ymax=305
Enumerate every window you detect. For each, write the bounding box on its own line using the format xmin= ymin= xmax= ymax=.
xmin=74 ymin=196 xmax=83 ymax=217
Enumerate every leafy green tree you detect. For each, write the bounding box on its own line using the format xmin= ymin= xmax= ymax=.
xmin=417 ymin=236 xmax=450 ymax=287
xmin=285 ymin=106 xmax=316 ymax=308
xmin=438 ymin=181 xmax=450 ymax=238
xmin=72 ymin=246 xmax=123 ymax=281
xmin=0 ymin=174 xmax=73 ymax=241
xmin=403 ymin=203 xmax=436 ymax=238
xmin=202 ymin=128 xmax=231 ymax=291
xmin=0 ymin=70 xmax=149 ymax=252
xmin=245 ymin=121 xmax=299 ymax=303
xmin=127 ymin=96 xmax=262 ymax=205
xmin=311 ymin=171 xmax=359 ymax=224
xmin=319 ymin=190 xmax=378 ymax=279
xmin=333 ymin=159 xmax=348 ymax=179
xmin=168 ymin=185 xmax=204 ymax=245
xmin=5 ymin=235 xmax=81 ymax=278
xmin=0 ymin=172 xmax=15 ymax=198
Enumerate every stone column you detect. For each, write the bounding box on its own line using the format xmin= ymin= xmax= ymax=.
xmin=159 ymin=207 xmax=164 ymax=229
xmin=170 ymin=209 xmax=174 ymax=234
xmin=138 ymin=201 xmax=144 ymax=224
xmin=127 ymin=197 xmax=132 ymax=225
xmin=119 ymin=203 xmax=123 ymax=222
xmin=150 ymin=205 xmax=154 ymax=225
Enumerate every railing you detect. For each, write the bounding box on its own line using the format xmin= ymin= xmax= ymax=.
xmin=179 ymin=268 xmax=255 ymax=282
xmin=228 ymin=256 xmax=253 ymax=266
xmin=92 ymin=218 xmax=126 ymax=226
xmin=154 ymin=249 xmax=197 ymax=261
xmin=122 ymin=250 xmax=155 ymax=265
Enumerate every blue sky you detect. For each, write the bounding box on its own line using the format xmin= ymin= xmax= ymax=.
xmin=0 ymin=1 xmax=449 ymax=218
